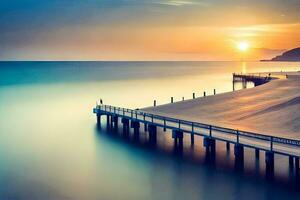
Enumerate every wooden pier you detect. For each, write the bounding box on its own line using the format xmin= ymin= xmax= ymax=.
xmin=94 ymin=104 xmax=300 ymax=176
xmin=233 ymin=73 xmax=273 ymax=90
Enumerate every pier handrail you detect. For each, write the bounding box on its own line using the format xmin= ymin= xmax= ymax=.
xmin=233 ymin=73 xmax=273 ymax=80
xmin=94 ymin=104 xmax=300 ymax=157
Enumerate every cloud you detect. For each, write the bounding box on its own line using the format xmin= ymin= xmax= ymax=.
xmin=155 ymin=0 xmax=209 ymax=6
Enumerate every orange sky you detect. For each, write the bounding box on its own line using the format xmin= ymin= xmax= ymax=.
xmin=1 ymin=0 xmax=300 ymax=61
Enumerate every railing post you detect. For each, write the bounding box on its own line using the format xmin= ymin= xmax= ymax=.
xmin=131 ymin=110 xmax=133 ymax=118
xmin=122 ymin=108 xmax=125 ymax=116
xmin=163 ymin=118 xmax=166 ymax=131
xmin=143 ymin=113 xmax=145 ymax=121
xmin=178 ymin=120 xmax=181 ymax=129
xmin=237 ymin=130 xmax=239 ymax=144
xmin=114 ymin=107 xmax=116 ymax=114
xmin=209 ymin=125 xmax=212 ymax=137
xmin=151 ymin=114 xmax=154 ymax=123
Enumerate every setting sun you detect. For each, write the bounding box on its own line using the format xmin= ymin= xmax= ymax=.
xmin=237 ymin=41 xmax=250 ymax=52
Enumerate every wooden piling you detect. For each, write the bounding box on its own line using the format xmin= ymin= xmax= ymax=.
xmin=106 ymin=115 xmax=110 ymax=129
xmin=148 ymin=124 xmax=157 ymax=144
xmin=191 ymin=133 xmax=194 ymax=146
xmin=226 ymin=142 xmax=230 ymax=151
xmin=265 ymin=151 xmax=275 ymax=178
xmin=289 ymin=156 xmax=294 ymax=169
xmin=96 ymin=114 xmax=101 ymax=128
xmin=255 ymin=149 xmax=260 ymax=159
xmin=172 ymin=130 xmax=184 ymax=149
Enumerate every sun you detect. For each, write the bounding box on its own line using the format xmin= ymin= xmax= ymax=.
xmin=237 ymin=41 xmax=249 ymax=52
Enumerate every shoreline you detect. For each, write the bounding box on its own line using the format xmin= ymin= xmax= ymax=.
xmin=143 ymin=71 xmax=300 ymax=140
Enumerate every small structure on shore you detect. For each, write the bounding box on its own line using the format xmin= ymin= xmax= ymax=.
xmin=232 ymin=73 xmax=272 ymax=90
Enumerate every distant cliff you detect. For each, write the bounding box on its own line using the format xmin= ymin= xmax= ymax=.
xmin=261 ymin=47 xmax=300 ymax=62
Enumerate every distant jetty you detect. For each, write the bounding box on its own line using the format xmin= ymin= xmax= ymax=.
xmin=144 ymin=71 xmax=300 ymax=139
xmin=261 ymin=47 xmax=300 ymax=62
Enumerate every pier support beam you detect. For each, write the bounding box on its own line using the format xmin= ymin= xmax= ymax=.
xmin=289 ymin=156 xmax=294 ymax=169
xmin=295 ymin=157 xmax=300 ymax=177
xmin=148 ymin=124 xmax=157 ymax=144
xmin=265 ymin=151 xmax=275 ymax=179
xmin=172 ymin=130 xmax=184 ymax=149
xmin=226 ymin=142 xmax=230 ymax=151
xmin=234 ymin=144 xmax=244 ymax=170
xmin=121 ymin=118 xmax=130 ymax=137
xmin=96 ymin=114 xmax=101 ymax=128
xmin=255 ymin=149 xmax=260 ymax=159
xmin=203 ymin=137 xmax=216 ymax=153
xmin=131 ymin=120 xmax=140 ymax=140
xmin=112 ymin=115 xmax=118 ymax=130
xmin=106 ymin=115 xmax=111 ymax=129
xmin=234 ymin=144 xmax=244 ymax=159
xmin=191 ymin=133 xmax=194 ymax=146
xmin=203 ymin=137 xmax=216 ymax=162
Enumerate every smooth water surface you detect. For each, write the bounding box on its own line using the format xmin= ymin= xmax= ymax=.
xmin=0 ymin=61 xmax=300 ymax=200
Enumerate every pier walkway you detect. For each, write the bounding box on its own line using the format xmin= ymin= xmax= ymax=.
xmin=93 ymin=104 xmax=300 ymax=175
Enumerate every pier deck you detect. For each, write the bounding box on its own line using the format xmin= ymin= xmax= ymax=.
xmin=93 ymin=72 xmax=300 ymax=176
xmin=94 ymin=105 xmax=300 ymax=158
xmin=94 ymin=104 xmax=300 ymax=176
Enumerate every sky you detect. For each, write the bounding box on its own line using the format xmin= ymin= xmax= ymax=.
xmin=1 ymin=0 xmax=300 ymax=61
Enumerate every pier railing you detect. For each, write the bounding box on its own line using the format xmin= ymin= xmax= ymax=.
xmin=233 ymin=73 xmax=273 ymax=82
xmin=94 ymin=104 xmax=300 ymax=158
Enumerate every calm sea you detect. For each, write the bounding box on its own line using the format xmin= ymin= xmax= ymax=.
xmin=0 ymin=61 xmax=299 ymax=200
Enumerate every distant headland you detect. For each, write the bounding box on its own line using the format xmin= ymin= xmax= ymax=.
xmin=261 ymin=47 xmax=300 ymax=62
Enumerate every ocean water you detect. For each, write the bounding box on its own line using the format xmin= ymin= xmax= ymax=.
xmin=0 ymin=61 xmax=299 ymax=200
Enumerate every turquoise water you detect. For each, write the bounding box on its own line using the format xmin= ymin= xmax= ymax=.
xmin=0 ymin=61 xmax=299 ymax=200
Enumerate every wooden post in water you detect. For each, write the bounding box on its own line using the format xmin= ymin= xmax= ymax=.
xmin=295 ymin=158 xmax=299 ymax=176
xmin=255 ymin=149 xmax=260 ymax=159
xmin=193 ymin=93 xmax=195 ymax=99
xmin=148 ymin=124 xmax=157 ymax=144
xmin=203 ymin=91 xmax=206 ymax=97
xmin=265 ymin=151 xmax=275 ymax=179
xmin=191 ymin=122 xmax=194 ymax=146
xmin=106 ymin=115 xmax=110 ymax=129
xmin=154 ymin=100 xmax=156 ymax=107
xmin=289 ymin=156 xmax=294 ymax=170
xmin=226 ymin=142 xmax=230 ymax=151
xmin=214 ymin=89 xmax=216 ymax=95
xmin=96 ymin=114 xmax=101 ymax=128
xmin=171 ymin=97 xmax=174 ymax=103
xmin=182 ymin=97 xmax=184 ymax=101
